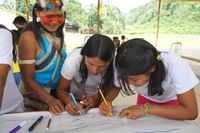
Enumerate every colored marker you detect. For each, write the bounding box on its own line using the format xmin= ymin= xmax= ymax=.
xmin=28 ymin=116 xmax=44 ymax=132
xmin=70 ymin=93 xmax=83 ymax=115
xmin=9 ymin=121 xmax=27 ymax=133
xmin=98 ymin=88 xmax=113 ymax=117
xmin=80 ymin=95 xmax=88 ymax=104
xmin=46 ymin=114 xmax=52 ymax=130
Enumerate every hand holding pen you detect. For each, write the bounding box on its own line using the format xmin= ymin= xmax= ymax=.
xmin=65 ymin=93 xmax=84 ymax=115
xmin=99 ymin=100 xmax=114 ymax=117
xmin=98 ymin=89 xmax=114 ymax=117
xmin=66 ymin=100 xmax=82 ymax=115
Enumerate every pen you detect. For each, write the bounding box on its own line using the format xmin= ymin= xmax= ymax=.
xmin=46 ymin=114 xmax=52 ymax=130
xmin=9 ymin=121 xmax=27 ymax=133
xmin=70 ymin=93 xmax=83 ymax=115
xmin=98 ymin=88 xmax=113 ymax=117
xmin=28 ymin=116 xmax=44 ymax=132
xmin=80 ymin=95 xmax=88 ymax=104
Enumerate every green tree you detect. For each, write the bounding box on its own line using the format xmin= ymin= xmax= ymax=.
xmin=66 ymin=0 xmax=87 ymax=31
xmin=15 ymin=0 xmax=34 ymax=16
xmin=87 ymin=4 xmax=99 ymax=29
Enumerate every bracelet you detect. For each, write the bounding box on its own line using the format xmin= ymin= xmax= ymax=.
xmin=144 ymin=103 xmax=151 ymax=115
xmin=140 ymin=104 xmax=144 ymax=116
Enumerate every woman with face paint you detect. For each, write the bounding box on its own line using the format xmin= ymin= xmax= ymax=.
xmin=18 ymin=0 xmax=67 ymax=114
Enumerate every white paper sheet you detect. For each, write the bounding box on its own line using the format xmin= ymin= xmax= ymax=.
xmin=0 ymin=106 xmax=199 ymax=133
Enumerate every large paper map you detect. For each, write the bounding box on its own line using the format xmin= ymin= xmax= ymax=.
xmin=0 ymin=106 xmax=199 ymax=133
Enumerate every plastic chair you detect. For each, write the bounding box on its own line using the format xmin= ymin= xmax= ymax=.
xmin=170 ymin=42 xmax=182 ymax=54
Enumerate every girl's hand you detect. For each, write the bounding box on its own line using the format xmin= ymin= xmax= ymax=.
xmin=81 ymin=95 xmax=99 ymax=113
xmin=99 ymin=101 xmax=113 ymax=117
xmin=119 ymin=105 xmax=141 ymax=119
xmin=65 ymin=100 xmax=83 ymax=115
xmin=47 ymin=97 xmax=65 ymax=114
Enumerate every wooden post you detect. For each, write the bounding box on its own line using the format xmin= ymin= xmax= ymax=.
xmin=24 ymin=0 xmax=29 ymax=22
xmin=97 ymin=0 xmax=101 ymax=33
xmin=155 ymin=0 xmax=161 ymax=47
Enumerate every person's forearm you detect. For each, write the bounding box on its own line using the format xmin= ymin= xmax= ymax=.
xmin=0 ymin=65 xmax=10 ymax=108
xmin=0 ymin=86 xmax=3 ymax=108
xmin=57 ymin=89 xmax=72 ymax=105
xmin=0 ymin=81 xmax=5 ymax=108
xmin=23 ymin=78 xmax=54 ymax=104
xmin=147 ymin=104 xmax=198 ymax=120
xmin=105 ymin=86 xmax=120 ymax=102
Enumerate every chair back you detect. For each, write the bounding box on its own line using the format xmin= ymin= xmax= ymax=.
xmin=170 ymin=42 xmax=182 ymax=54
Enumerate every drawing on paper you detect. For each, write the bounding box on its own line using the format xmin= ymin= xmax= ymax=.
xmin=46 ymin=110 xmax=129 ymax=132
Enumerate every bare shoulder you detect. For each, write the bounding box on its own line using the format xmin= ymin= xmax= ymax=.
xmin=19 ymin=31 xmax=37 ymax=48
xmin=18 ymin=31 xmax=37 ymax=59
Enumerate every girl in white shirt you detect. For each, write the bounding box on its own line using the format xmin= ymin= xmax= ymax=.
xmin=115 ymin=38 xmax=199 ymax=120
xmin=57 ymin=34 xmax=120 ymax=116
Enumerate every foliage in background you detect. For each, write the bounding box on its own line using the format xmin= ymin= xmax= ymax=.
xmin=126 ymin=0 xmax=200 ymax=34
xmin=0 ymin=0 xmax=200 ymax=34
xmin=1 ymin=0 xmax=16 ymax=10
xmin=66 ymin=0 xmax=87 ymax=32
xmin=15 ymin=0 xmax=34 ymax=17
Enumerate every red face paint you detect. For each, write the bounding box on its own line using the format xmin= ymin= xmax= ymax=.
xmin=40 ymin=14 xmax=64 ymax=26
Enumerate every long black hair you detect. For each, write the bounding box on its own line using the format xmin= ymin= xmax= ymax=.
xmin=79 ymin=34 xmax=115 ymax=93
xmin=115 ymin=38 xmax=166 ymax=96
xmin=23 ymin=3 xmax=65 ymax=52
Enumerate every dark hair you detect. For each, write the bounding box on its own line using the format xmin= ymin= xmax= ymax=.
xmin=115 ymin=38 xmax=166 ymax=96
xmin=11 ymin=29 xmax=20 ymax=45
xmin=79 ymin=34 xmax=115 ymax=94
xmin=13 ymin=16 xmax=27 ymax=25
xmin=23 ymin=3 xmax=65 ymax=52
xmin=121 ymin=35 xmax=125 ymax=40
xmin=0 ymin=24 xmax=17 ymax=63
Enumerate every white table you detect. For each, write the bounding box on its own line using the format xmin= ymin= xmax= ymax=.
xmin=0 ymin=106 xmax=200 ymax=133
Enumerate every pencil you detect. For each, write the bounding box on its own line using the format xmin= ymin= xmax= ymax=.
xmin=70 ymin=93 xmax=83 ymax=115
xmin=98 ymin=88 xmax=113 ymax=117
xmin=46 ymin=115 xmax=52 ymax=130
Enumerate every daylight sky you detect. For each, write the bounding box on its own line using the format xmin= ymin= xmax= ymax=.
xmin=78 ymin=0 xmax=152 ymax=13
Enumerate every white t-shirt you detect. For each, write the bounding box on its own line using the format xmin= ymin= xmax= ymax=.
xmin=61 ymin=49 xmax=106 ymax=100
xmin=0 ymin=28 xmax=24 ymax=114
xmin=115 ymin=52 xmax=199 ymax=103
